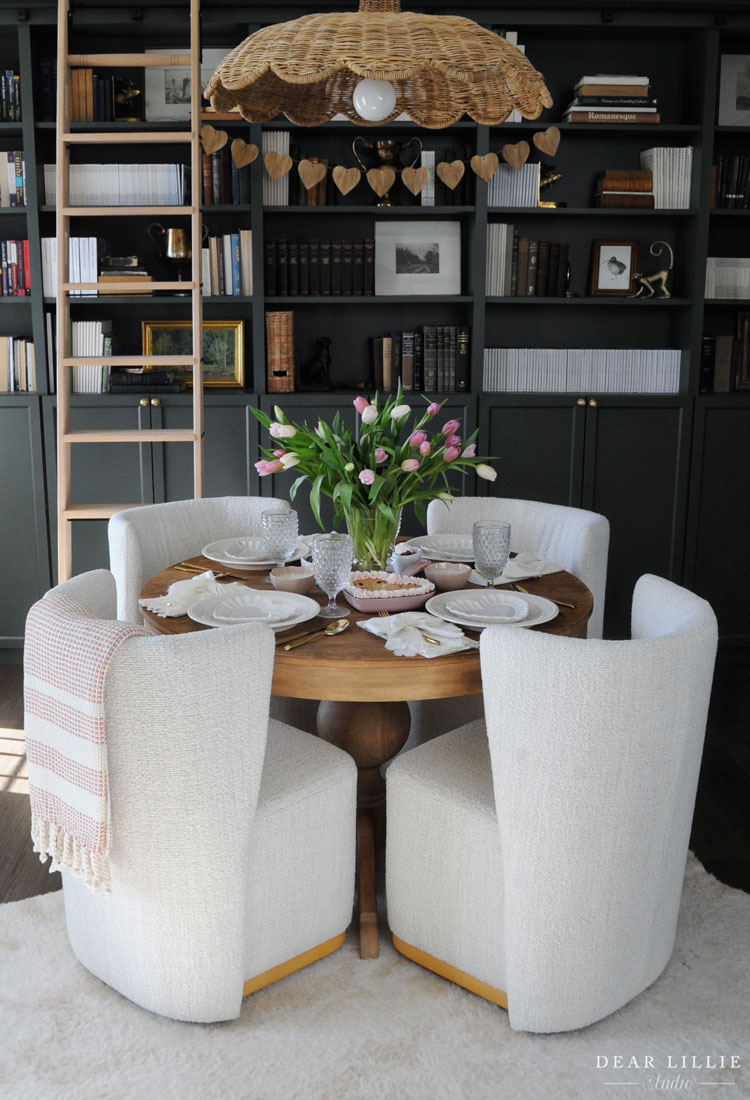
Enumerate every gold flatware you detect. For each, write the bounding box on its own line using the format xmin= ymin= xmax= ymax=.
xmin=511 ymin=582 xmax=576 ymax=609
xmin=283 ymin=619 xmax=350 ymax=650
xmin=174 ymin=563 xmax=248 ymax=582
xmin=275 ymin=623 xmax=325 ymax=646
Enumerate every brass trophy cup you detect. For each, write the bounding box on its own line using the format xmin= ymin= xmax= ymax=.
xmin=147 ymin=223 xmax=193 ymax=293
xmin=352 ymin=136 xmax=422 ymax=207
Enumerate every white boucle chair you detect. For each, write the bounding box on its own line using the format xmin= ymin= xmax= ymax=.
xmin=108 ymin=495 xmax=318 ymax=732
xmin=386 ymin=574 xmax=717 ymax=1033
xmin=27 ymin=570 xmax=357 ymax=1023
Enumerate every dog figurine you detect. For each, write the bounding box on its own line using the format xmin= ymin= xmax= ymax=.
xmin=631 ymin=241 xmax=674 ymax=299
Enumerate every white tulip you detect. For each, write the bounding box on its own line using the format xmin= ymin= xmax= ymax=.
xmin=279 ymin=452 xmax=301 ymax=468
xmin=476 ymin=463 xmax=497 ymax=482
xmin=390 ymin=404 xmax=411 ymax=420
xmin=269 ymin=422 xmax=296 ymax=439
xmin=362 ymin=404 xmax=379 ymax=424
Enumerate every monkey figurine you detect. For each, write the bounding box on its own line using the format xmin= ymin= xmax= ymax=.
xmin=631 ymin=241 xmax=674 ymax=299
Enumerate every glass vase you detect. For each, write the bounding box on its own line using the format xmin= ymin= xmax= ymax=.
xmin=344 ymin=505 xmax=402 ymax=572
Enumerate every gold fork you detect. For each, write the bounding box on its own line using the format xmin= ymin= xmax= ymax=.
xmin=511 ymin=582 xmax=576 ymax=609
xmin=377 ymin=607 xmax=441 ymax=645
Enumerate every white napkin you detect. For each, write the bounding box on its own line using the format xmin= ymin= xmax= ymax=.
xmin=470 ymin=552 xmax=564 ymax=587
xmin=138 ymin=570 xmax=224 ymax=618
xmin=358 ymin=612 xmax=479 ymax=659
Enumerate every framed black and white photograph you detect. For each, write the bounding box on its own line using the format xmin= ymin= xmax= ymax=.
xmin=374 ymin=220 xmax=461 ymax=296
xmin=590 ymin=239 xmax=638 ymax=296
xmin=718 ymin=55 xmax=750 ymax=127
xmin=144 ymin=48 xmax=231 ymax=122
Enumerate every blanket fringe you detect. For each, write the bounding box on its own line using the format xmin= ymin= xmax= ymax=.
xmin=31 ymin=814 xmax=111 ymax=895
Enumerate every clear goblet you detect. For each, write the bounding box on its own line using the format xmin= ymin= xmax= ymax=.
xmin=261 ymin=508 xmax=299 ymax=579
xmin=311 ymin=533 xmax=353 ymax=618
xmin=472 ymin=521 xmax=511 ymax=587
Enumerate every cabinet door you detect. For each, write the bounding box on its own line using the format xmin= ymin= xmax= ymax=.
xmin=581 ymin=397 xmax=691 ymax=638
xmin=479 ymin=396 xmax=586 ymax=505
xmin=0 ymin=398 xmax=51 ymax=645
xmin=43 ymin=396 xmax=154 ymax=581
xmin=685 ymin=399 xmax=750 ymax=645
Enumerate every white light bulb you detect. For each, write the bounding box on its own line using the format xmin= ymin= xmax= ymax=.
xmin=352 ymin=78 xmax=397 ymax=122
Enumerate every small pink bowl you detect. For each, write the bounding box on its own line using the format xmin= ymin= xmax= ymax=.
xmin=269 ymin=566 xmax=316 ymax=595
xmin=423 ymin=561 xmax=471 ymax=591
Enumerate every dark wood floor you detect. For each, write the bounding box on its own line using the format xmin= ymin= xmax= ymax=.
xmin=2 ymin=653 xmax=749 ymax=904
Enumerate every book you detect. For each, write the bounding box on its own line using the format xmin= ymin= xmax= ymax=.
xmin=455 ymin=325 xmax=470 ymax=392
xmin=422 ymin=325 xmax=437 ymax=391
xmin=563 ymin=110 xmax=661 ymax=124
xmin=401 ymin=331 xmax=415 ymax=391
xmin=516 ymin=237 xmax=530 ymax=298
xmin=526 ymin=239 xmax=539 ymax=296
xmin=363 ymin=238 xmax=375 ymax=296
xmin=575 ymin=74 xmax=650 ymax=86
xmin=352 ymin=240 xmax=364 ymax=296
xmin=699 ymin=335 xmax=715 ymax=393
xmin=556 ymin=242 xmax=569 ymax=297
xmin=97 ymin=273 xmax=153 ymax=294
xmin=319 ymin=240 xmax=331 ymax=295
xmin=413 ymin=330 xmax=424 ymax=391
xmin=712 ymin=334 xmax=735 ymax=392
xmin=594 ymin=192 xmax=655 ymax=207
xmin=276 ymin=239 xmax=288 ymax=296
xmin=390 ymin=331 xmax=402 ymax=391
xmin=371 ymin=336 xmax=384 ymax=390
xmin=341 ymin=240 xmax=353 ymax=295
xmin=597 ymin=173 xmax=653 ymax=192
xmin=567 ymin=95 xmax=658 ymax=108
xmin=564 ymin=101 xmax=658 ymax=114
xmin=308 ymin=239 xmax=321 ymax=295
xmin=330 ymin=239 xmax=342 ymax=295
xmin=536 ymin=239 xmax=550 ymax=296
xmin=264 ymin=240 xmax=276 ymax=295
xmin=287 ymin=239 xmax=299 ymax=296
xmin=298 ymin=239 xmax=309 ymax=295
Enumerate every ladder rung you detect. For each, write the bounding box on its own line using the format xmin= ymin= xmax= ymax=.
xmin=62 ymin=504 xmax=145 ymax=520
xmin=62 ymin=429 xmax=200 ymax=444
xmin=67 ymin=53 xmax=193 ymax=68
xmin=61 ymin=356 xmax=196 ymax=367
xmin=63 ymin=282 xmax=199 ymax=292
xmin=63 ymin=131 xmax=193 ymax=145
xmin=60 ymin=206 xmax=195 ymax=217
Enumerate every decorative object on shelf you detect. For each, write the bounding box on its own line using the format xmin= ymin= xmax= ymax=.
xmin=332 ymin=165 xmax=361 ymax=196
xmin=374 ymin=220 xmax=460 ymax=296
xmin=147 ymin=222 xmax=207 ymax=291
xmin=470 ymin=153 xmax=499 ymax=183
xmin=401 ymin=166 xmax=429 ymax=197
xmin=436 ymin=160 xmax=465 ymax=192
xmin=501 ymin=141 xmax=531 ymax=171
xmin=144 ymin=47 xmax=229 ymax=122
xmin=265 ymin=310 xmax=295 ymax=392
xmin=532 ymin=126 xmax=561 ymax=156
xmin=231 ymin=138 xmax=259 ymax=168
xmin=141 ymin=320 xmax=244 ymax=387
xmin=630 ymin=241 xmax=674 ymax=299
xmin=717 ymin=55 xmax=750 ymax=127
xmin=200 ymin=124 xmax=227 ymax=154
xmin=300 ymin=336 xmax=335 ymax=391
xmin=204 ymin=0 xmax=552 ymax=129
xmin=250 ymin=385 xmax=496 ymax=569
xmin=298 ymin=158 xmax=328 ymax=194
xmin=352 ymin=135 xmax=423 ymax=206
xmin=264 ymin=150 xmax=294 ymax=180
xmin=589 ymin=239 xmax=638 ymax=297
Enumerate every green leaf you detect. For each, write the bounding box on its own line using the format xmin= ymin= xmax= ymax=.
xmin=310 ymin=473 xmax=324 ymax=527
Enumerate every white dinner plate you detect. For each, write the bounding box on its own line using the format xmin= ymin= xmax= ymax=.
xmin=188 ymin=590 xmax=320 ymax=630
xmin=444 ymin=591 xmax=528 ymax=624
xmin=202 ymin=536 xmax=307 ymax=571
xmin=402 ymin=534 xmax=475 ymax=563
xmin=426 ymin=590 xmax=558 ymax=630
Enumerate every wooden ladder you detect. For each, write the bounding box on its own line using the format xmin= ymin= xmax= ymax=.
xmin=55 ymin=0 xmax=203 ymax=581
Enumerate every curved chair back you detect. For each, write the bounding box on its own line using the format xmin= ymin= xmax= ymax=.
xmin=427 ymin=495 xmax=610 ymax=638
xmin=480 ymin=574 xmax=717 ymax=1032
xmin=108 ymin=495 xmax=288 ymax=622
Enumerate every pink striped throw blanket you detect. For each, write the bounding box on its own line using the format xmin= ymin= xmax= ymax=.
xmin=24 ymin=591 xmax=147 ymax=893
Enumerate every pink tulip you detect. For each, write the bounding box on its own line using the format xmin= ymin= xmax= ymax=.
xmin=444 ymin=446 xmax=460 ymax=462
xmin=441 ymin=419 xmax=460 ymax=436
xmin=446 ymin=434 xmax=461 ymax=447
xmin=375 ymin=448 xmax=387 ymax=464
xmin=255 ymin=459 xmax=284 ymax=476
xmin=272 ymin=449 xmax=286 ymax=458
xmin=359 ymin=468 xmax=375 ymax=485
xmin=426 ymin=402 xmax=440 ymax=416
xmin=419 ymin=440 xmax=432 ymax=457
xmin=462 ymin=443 xmax=476 ymax=458
xmin=401 ymin=458 xmax=420 ymax=473
xmin=353 ymin=395 xmax=369 ymax=414
xmin=409 ymin=430 xmax=427 ymax=448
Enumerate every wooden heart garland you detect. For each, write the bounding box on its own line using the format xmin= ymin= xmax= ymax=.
xmin=230 ymin=138 xmax=259 ymax=169
xmin=470 ymin=153 xmax=499 ymax=182
xmin=501 ymin=141 xmax=530 ymax=171
xmin=264 ymin=151 xmax=293 ymax=180
xmin=366 ymin=166 xmax=396 ymax=198
xmin=401 ymin=166 xmax=429 ymax=196
xmin=332 ymin=165 xmax=361 ymax=196
xmin=200 ymin=125 xmax=228 ymax=155
xmin=298 ymin=158 xmax=328 ymax=192
xmin=436 ymin=160 xmax=465 ymax=191
xmin=533 ymin=126 xmax=561 ymax=157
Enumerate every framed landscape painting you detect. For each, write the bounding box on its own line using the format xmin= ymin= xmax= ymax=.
xmin=142 ymin=320 xmax=244 ymax=387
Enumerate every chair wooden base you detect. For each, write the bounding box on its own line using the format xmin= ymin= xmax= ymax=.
xmin=243 ymin=932 xmax=346 ymax=997
xmin=392 ymin=934 xmax=508 ymax=1010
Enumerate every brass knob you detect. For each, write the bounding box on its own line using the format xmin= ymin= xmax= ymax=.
xmin=576 ymin=397 xmax=586 ymax=407
xmin=589 ymin=398 xmax=598 ymax=408
xmin=150 ymin=397 xmax=161 ymax=407
xmin=139 ymin=397 xmax=149 ymax=407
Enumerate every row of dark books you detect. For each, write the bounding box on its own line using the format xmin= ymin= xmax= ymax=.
xmin=265 ymin=238 xmax=375 ymax=297
xmin=0 ymin=70 xmax=21 ymax=122
xmin=486 ymin=224 xmax=570 ymax=298
xmin=699 ymin=332 xmax=750 ymax=393
xmin=201 ymin=147 xmax=252 ymax=206
xmin=1 ymin=239 xmax=30 ymax=297
xmin=712 ymin=155 xmax=750 ymax=209
xmin=371 ymin=325 xmax=470 ymax=394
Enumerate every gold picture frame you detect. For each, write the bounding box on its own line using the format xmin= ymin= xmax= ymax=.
xmin=141 ymin=320 xmax=244 ymax=388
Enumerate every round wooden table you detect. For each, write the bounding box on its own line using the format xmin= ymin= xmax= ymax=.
xmin=141 ymin=555 xmax=592 ymax=958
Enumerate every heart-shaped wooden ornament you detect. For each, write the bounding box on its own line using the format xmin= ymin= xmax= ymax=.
xmin=401 ymin=166 xmax=429 ymax=196
xmin=501 ymin=141 xmax=531 ymax=171
xmin=332 ymin=165 xmax=361 ymax=196
xmin=298 ymin=158 xmax=328 ymax=192
xmin=533 ymin=126 xmax=561 ymax=157
xmin=201 ymin=124 xmax=228 ymax=156
xmin=366 ymin=166 xmax=396 ymax=198
xmin=470 ymin=153 xmax=499 ymax=183
xmin=231 ymin=138 xmax=259 ymax=169
xmin=436 ymin=159 xmax=465 ymax=191
xmin=264 ymin=151 xmax=293 ymax=181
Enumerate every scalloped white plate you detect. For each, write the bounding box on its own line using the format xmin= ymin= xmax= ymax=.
xmin=426 ymin=590 xmax=558 ymax=630
xmin=202 ymin=537 xmax=306 ymax=571
xmin=444 ymin=591 xmax=528 ymax=623
xmin=402 ymin=535 xmax=475 ymax=563
xmin=188 ymin=590 xmax=320 ymax=630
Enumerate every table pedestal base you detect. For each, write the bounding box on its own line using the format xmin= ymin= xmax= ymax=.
xmin=317 ymin=699 xmax=411 ymax=958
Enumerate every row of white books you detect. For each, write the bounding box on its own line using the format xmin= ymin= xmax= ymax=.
xmin=488 ymin=163 xmax=541 ymax=208
xmin=483 ymin=347 xmax=682 ymax=394
xmin=202 ymin=231 xmax=253 ymax=297
xmin=486 ymin=222 xmax=514 ymax=295
xmin=261 ymin=132 xmax=290 ymax=207
xmin=43 ymin=163 xmax=188 ymax=206
xmin=41 ymin=236 xmax=98 ymax=297
xmin=45 ymin=317 xmax=112 ymax=394
xmin=704 ymin=257 xmax=750 ymax=299
xmin=0 ymin=336 xmax=35 ymax=391
xmin=639 ymin=146 xmax=693 ymax=209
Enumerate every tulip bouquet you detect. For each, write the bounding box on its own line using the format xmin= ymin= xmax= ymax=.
xmin=251 ymin=386 xmax=496 ymax=570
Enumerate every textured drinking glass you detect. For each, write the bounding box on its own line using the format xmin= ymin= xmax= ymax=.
xmin=311 ymin=533 xmax=353 ymax=618
xmin=472 ymin=521 xmax=511 ymax=587
xmin=261 ymin=508 xmax=299 ymax=573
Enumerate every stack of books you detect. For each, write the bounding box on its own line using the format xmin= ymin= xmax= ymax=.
xmin=265 ymin=310 xmax=295 ymax=392
xmin=594 ymin=169 xmax=654 ymax=208
xmin=109 ymin=369 xmax=184 ymax=394
xmin=98 ymin=255 xmax=152 ymax=296
xmin=561 ymin=74 xmax=659 ymax=124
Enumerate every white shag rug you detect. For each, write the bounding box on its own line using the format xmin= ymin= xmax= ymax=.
xmin=1 ymin=857 xmax=748 ymax=1100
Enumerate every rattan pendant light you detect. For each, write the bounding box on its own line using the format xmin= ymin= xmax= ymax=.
xmin=204 ymin=0 xmax=552 ymax=129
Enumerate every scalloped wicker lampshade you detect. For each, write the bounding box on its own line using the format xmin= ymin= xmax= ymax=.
xmin=204 ymin=0 xmax=552 ymax=129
